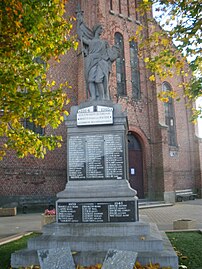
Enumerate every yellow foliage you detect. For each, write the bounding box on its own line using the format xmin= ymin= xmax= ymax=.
xmin=36 ymin=47 xmax=41 ymax=53
xmin=144 ymin=57 xmax=150 ymax=63
xmin=63 ymin=110 xmax=69 ymax=116
xmin=50 ymin=43 xmax=55 ymax=49
xmin=149 ymin=75 xmax=156 ymax=81
xmin=161 ymin=38 xmax=169 ymax=47
xmin=134 ymin=261 xmax=142 ymax=268
xmin=14 ymin=20 xmax=22 ymax=27
xmin=48 ymin=100 xmax=54 ymax=106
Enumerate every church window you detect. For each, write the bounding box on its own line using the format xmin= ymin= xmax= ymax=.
xmin=118 ymin=0 xmax=122 ymax=14
xmin=24 ymin=119 xmax=44 ymax=135
xmin=114 ymin=32 xmax=126 ymax=96
xmin=163 ymin=82 xmax=177 ymax=146
xmin=127 ymin=0 xmax=130 ymax=17
xmin=22 ymin=57 xmax=45 ymax=136
xmin=134 ymin=0 xmax=139 ymax=20
xmin=130 ymin=39 xmax=141 ymax=99
xmin=110 ymin=0 xmax=113 ymax=11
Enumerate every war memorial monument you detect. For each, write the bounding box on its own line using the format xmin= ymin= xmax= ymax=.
xmin=11 ymin=9 xmax=178 ymax=269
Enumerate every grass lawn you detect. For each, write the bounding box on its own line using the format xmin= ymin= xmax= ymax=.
xmin=166 ymin=231 xmax=202 ymax=269
xmin=0 ymin=231 xmax=202 ymax=269
xmin=0 ymin=233 xmax=39 ymax=269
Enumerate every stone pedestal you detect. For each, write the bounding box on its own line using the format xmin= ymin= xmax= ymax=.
xmin=57 ymin=100 xmax=139 ymax=225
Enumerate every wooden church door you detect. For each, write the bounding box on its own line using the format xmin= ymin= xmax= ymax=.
xmin=128 ymin=134 xmax=144 ymax=198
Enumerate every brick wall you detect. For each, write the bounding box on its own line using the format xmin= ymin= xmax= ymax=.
xmin=0 ymin=0 xmax=201 ymax=206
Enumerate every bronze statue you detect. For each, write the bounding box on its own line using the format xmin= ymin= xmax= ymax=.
xmin=76 ymin=7 xmax=119 ymax=101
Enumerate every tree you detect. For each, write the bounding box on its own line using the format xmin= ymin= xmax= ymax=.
xmin=0 ymin=0 xmax=78 ymax=159
xmin=134 ymin=0 xmax=202 ymax=120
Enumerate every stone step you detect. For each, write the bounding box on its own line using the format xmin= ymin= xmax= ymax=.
xmin=27 ymin=234 xmax=163 ymax=252
xmin=11 ymin=247 xmax=178 ymax=269
xmin=10 ymin=217 xmax=178 ymax=269
xmin=42 ymin=221 xmax=151 ymax=237
xmin=139 ymin=201 xmax=173 ymax=209
xmin=11 ymin=249 xmax=39 ymax=269
xmin=137 ymin=232 xmax=178 ymax=269
xmin=137 ymin=251 xmax=178 ymax=269
xmin=73 ymin=249 xmax=178 ymax=269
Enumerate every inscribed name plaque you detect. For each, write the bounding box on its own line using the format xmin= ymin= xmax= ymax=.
xmin=57 ymin=201 xmax=136 ymax=223
xmin=68 ymin=133 xmax=124 ymax=180
xmin=102 ymin=249 xmax=137 ymax=269
xmin=77 ymin=111 xmax=113 ymax=126
xmin=37 ymin=247 xmax=75 ymax=269
xmin=77 ymin=105 xmax=113 ymax=126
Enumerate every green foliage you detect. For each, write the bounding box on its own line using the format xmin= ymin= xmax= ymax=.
xmin=0 ymin=0 xmax=78 ymax=159
xmin=135 ymin=0 xmax=202 ymax=119
xmin=0 ymin=232 xmax=40 ymax=269
xmin=167 ymin=231 xmax=202 ymax=269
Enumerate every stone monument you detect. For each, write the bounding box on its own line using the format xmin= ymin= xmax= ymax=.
xmin=11 ymin=8 xmax=178 ymax=269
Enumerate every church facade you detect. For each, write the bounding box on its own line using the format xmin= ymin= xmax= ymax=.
xmin=0 ymin=0 xmax=201 ymax=207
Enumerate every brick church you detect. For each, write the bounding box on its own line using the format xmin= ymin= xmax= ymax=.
xmin=0 ymin=0 xmax=201 ymax=208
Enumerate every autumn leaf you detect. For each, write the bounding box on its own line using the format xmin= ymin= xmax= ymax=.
xmin=149 ymin=75 xmax=156 ymax=81
xmin=144 ymin=57 xmax=150 ymax=63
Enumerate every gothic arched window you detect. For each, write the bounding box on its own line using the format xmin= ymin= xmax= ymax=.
xmin=134 ymin=0 xmax=138 ymax=20
xmin=118 ymin=0 xmax=122 ymax=14
xmin=24 ymin=120 xmax=44 ymax=135
xmin=114 ymin=32 xmax=126 ymax=96
xmin=127 ymin=0 xmax=130 ymax=17
xmin=130 ymin=39 xmax=140 ymax=99
xmin=163 ymin=82 xmax=177 ymax=146
xmin=110 ymin=0 xmax=113 ymax=11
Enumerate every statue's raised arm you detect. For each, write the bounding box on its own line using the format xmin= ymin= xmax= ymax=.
xmin=76 ymin=5 xmax=93 ymax=45
xmin=76 ymin=6 xmax=119 ymax=101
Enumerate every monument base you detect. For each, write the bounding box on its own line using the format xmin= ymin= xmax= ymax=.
xmin=11 ymin=216 xmax=178 ymax=268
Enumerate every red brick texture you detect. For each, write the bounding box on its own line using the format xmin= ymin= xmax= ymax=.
xmin=0 ymin=0 xmax=201 ymax=206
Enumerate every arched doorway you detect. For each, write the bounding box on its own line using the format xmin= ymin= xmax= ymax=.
xmin=128 ymin=133 xmax=144 ymax=198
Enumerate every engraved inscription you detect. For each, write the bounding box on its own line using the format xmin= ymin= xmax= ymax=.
xmin=58 ymin=202 xmax=81 ymax=223
xmin=57 ymin=201 xmax=136 ymax=223
xmin=68 ymin=134 xmax=124 ymax=180
xmin=86 ymin=135 xmax=104 ymax=179
xmin=82 ymin=203 xmax=107 ymax=222
xmin=77 ymin=111 xmax=113 ymax=126
xmin=69 ymin=137 xmax=85 ymax=179
xmin=104 ymin=134 xmax=124 ymax=179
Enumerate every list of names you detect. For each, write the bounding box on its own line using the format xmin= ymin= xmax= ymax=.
xmin=68 ymin=133 xmax=124 ymax=180
xmin=57 ymin=201 xmax=136 ymax=223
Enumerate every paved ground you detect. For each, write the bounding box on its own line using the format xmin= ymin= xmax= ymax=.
xmin=0 ymin=199 xmax=201 ymax=244
xmin=140 ymin=199 xmax=202 ymax=230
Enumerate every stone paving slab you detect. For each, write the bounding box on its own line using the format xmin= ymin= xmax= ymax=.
xmin=0 ymin=213 xmax=42 ymax=240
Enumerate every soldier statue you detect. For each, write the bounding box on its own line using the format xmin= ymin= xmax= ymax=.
xmin=76 ymin=7 xmax=119 ymax=100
